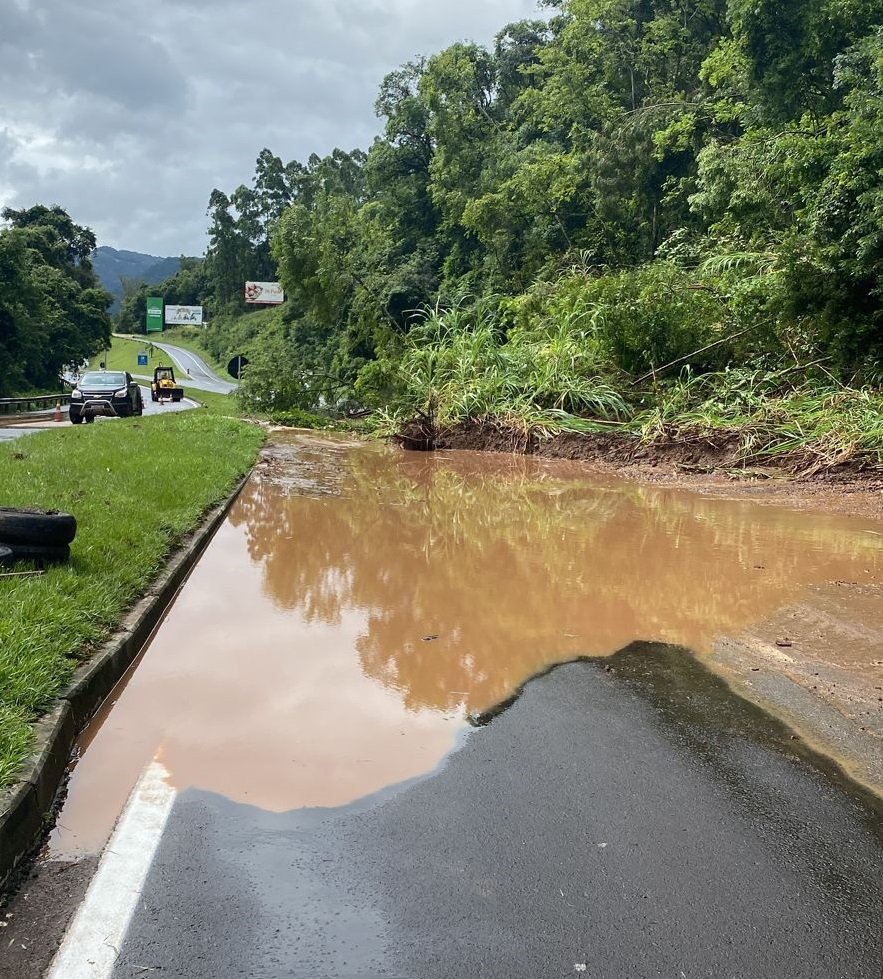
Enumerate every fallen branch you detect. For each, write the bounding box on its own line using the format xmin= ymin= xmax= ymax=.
xmin=630 ymin=326 xmax=756 ymax=386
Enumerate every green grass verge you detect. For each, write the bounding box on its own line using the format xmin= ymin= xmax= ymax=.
xmin=89 ymin=335 xmax=161 ymax=375
xmin=186 ymin=388 xmax=244 ymax=416
xmin=0 ymin=412 xmax=265 ymax=790
xmin=91 ymin=333 xmax=231 ymax=379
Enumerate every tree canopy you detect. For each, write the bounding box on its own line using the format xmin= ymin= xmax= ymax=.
xmin=0 ymin=205 xmax=112 ymax=396
xmin=190 ymin=1 xmax=883 ymax=412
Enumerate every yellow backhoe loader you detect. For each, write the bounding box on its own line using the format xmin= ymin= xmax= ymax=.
xmin=150 ymin=365 xmax=184 ymax=403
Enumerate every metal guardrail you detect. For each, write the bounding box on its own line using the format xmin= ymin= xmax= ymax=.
xmin=0 ymin=393 xmax=72 ymax=417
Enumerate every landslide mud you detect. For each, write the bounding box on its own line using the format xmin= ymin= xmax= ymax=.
xmin=48 ymin=435 xmax=883 ymax=857
xmin=434 ymin=418 xmax=883 ymax=491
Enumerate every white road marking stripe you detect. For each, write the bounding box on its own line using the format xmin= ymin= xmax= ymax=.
xmin=47 ymin=761 xmax=176 ymax=979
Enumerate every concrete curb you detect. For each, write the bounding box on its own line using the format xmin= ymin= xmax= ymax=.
xmin=0 ymin=471 xmax=252 ymax=891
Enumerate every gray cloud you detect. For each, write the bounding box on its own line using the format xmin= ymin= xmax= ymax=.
xmin=0 ymin=0 xmax=541 ymax=255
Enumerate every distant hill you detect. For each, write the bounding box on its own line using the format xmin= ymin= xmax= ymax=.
xmin=92 ymin=246 xmax=185 ymax=310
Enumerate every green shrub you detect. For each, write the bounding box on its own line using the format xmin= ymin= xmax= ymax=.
xmin=268 ymin=407 xmax=333 ymax=428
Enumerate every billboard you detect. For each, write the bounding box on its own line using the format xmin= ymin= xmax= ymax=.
xmin=146 ymin=296 xmax=163 ymax=333
xmin=245 ymin=281 xmax=284 ymax=304
xmin=165 ymin=304 xmax=204 ymax=325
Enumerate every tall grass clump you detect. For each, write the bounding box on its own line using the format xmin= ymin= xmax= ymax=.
xmin=636 ymin=367 xmax=883 ymax=471
xmin=378 ymin=300 xmax=629 ymax=436
xmin=505 ymin=262 xmax=733 ymax=377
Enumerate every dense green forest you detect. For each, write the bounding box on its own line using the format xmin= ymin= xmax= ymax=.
xmin=0 ymin=206 xmax=112 ymax=397
xmin=139 ymin=0 xmax=883 ymax=461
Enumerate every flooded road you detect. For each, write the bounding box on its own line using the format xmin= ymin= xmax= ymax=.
xmin=48 ymin=434 xmax=882 ymax=859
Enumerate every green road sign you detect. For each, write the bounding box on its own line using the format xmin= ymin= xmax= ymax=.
xmin=146 ymin=296 xmax=163 ymax=334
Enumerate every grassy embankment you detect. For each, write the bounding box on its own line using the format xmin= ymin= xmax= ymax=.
xmin=188 ymin=303 xmax=883 ymax=473
xmin=377 ymin=316 xmax=883 ymax=476
xmin=0 ymin=412 xmax=265 ymax=788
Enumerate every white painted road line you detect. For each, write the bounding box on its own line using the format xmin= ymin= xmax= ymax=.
xmin=46 ymin=762 xmax=176 ymax=979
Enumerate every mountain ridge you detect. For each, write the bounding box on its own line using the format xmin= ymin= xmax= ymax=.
xmin=92 ymin=246 xmax=184 ymax=310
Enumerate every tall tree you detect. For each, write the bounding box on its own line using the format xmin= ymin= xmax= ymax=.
xmin=0 ymin=206 xmax=111 ymax=394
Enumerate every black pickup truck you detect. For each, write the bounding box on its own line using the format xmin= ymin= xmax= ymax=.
xmin=69 ymin=370 xmax=144 ymax=423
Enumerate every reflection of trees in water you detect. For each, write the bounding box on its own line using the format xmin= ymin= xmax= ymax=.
xmin=232 ymin=439 xmax=882 ymax=713
xmin=232 ymin=448 xmax=617 ymax=629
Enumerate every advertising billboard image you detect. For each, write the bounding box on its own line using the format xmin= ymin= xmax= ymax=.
xmin=165 ymin=305 xmax=204 ymax=325
xmin=146 ymin=296 xmax=164 ymax=333
xmin=244 ymin=281 xmax=284 ymax=304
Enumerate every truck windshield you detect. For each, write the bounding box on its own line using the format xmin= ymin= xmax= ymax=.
xmin=80 ymin=372 xmax=126 ymax=388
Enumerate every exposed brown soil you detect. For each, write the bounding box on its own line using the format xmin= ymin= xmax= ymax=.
xmin=0 ymin=857 xmax=97 ymax=979
xmin=710 ymin=579 xmax=883 ymax=793
xmin=418 ymin=419 xmax=883 ymax=522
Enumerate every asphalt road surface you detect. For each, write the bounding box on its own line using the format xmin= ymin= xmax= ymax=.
xmin=0 ymin=388 xmax=197 ymax=441
xmin=45 ymin=643 xmax=882 ymax=979
xmin=142 ymin=340 xmax=237 ymax=394
xmin=0 ymin=425 xmax=42 ymax=442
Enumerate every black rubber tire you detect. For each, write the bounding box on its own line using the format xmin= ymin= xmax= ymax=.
xmin=70 ymin=413 xmax=83 ymax=424
xmin=86 ymin=415 xmax=95 ymax=423
xmin=2 ymin=543 xmax=70 ymax=566
xmin=0 ymin=544 xmax=14 ymax=567
xmin=0 ymin=507 xmax=77 ymax=546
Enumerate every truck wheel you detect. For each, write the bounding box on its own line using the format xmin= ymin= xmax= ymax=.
xmin=0 ymin=508 xmax=77 ymax=546
xmin=85 ymin=415 xmax=95 ymax=423
xmin=70 ymin=413 xmax=83 ymax=424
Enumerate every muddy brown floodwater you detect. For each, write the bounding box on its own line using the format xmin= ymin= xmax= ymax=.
xmin=48 ymin=434 xmax=883 ymax=858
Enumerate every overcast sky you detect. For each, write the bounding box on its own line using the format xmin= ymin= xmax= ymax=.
xmin=0 ymin=0 xmax=543 ymax=257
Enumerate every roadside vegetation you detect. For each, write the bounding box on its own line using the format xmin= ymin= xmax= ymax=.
xmin=0 ymin=413 xmax=264 ymax=788
xmin=367 ymin=305 xmax=883 ymax=472
xmin=15 ymin=2 xmax=875 ymax=471
xmin=113 ymin=0 xmax=881 ymax=473
xmin=184 ymin=388 xmax=243 ymax=416
xmin=0 ymin=206 xmax=111 ymax=397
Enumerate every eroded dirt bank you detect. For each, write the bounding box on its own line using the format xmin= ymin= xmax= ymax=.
xmin=398 ymin=421 xmax=883 ymax=791
xmin=426 ymin=419 xmax=883 ymax=519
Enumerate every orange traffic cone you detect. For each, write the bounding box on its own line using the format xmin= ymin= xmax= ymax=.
xmin=54 ymin=401 xmax=62 ymax=422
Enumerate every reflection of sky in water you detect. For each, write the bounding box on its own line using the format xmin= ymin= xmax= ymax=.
xmin=49 ymin=435 xmax=882 ymax=859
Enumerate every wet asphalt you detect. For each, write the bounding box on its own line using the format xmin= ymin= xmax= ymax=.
xmin=146 ymin=340 xmax=237 ymax=394
xmin=0 ymin=426 xmax=42 ymax=442
xmin=106 ymin=643 xmax=882 ymax=979
xmin=0 ymin=387 xmax=196 ymax=442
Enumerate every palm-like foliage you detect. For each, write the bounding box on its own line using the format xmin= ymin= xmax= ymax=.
xmin=390 ymin=302 xmax=629 ymax=434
